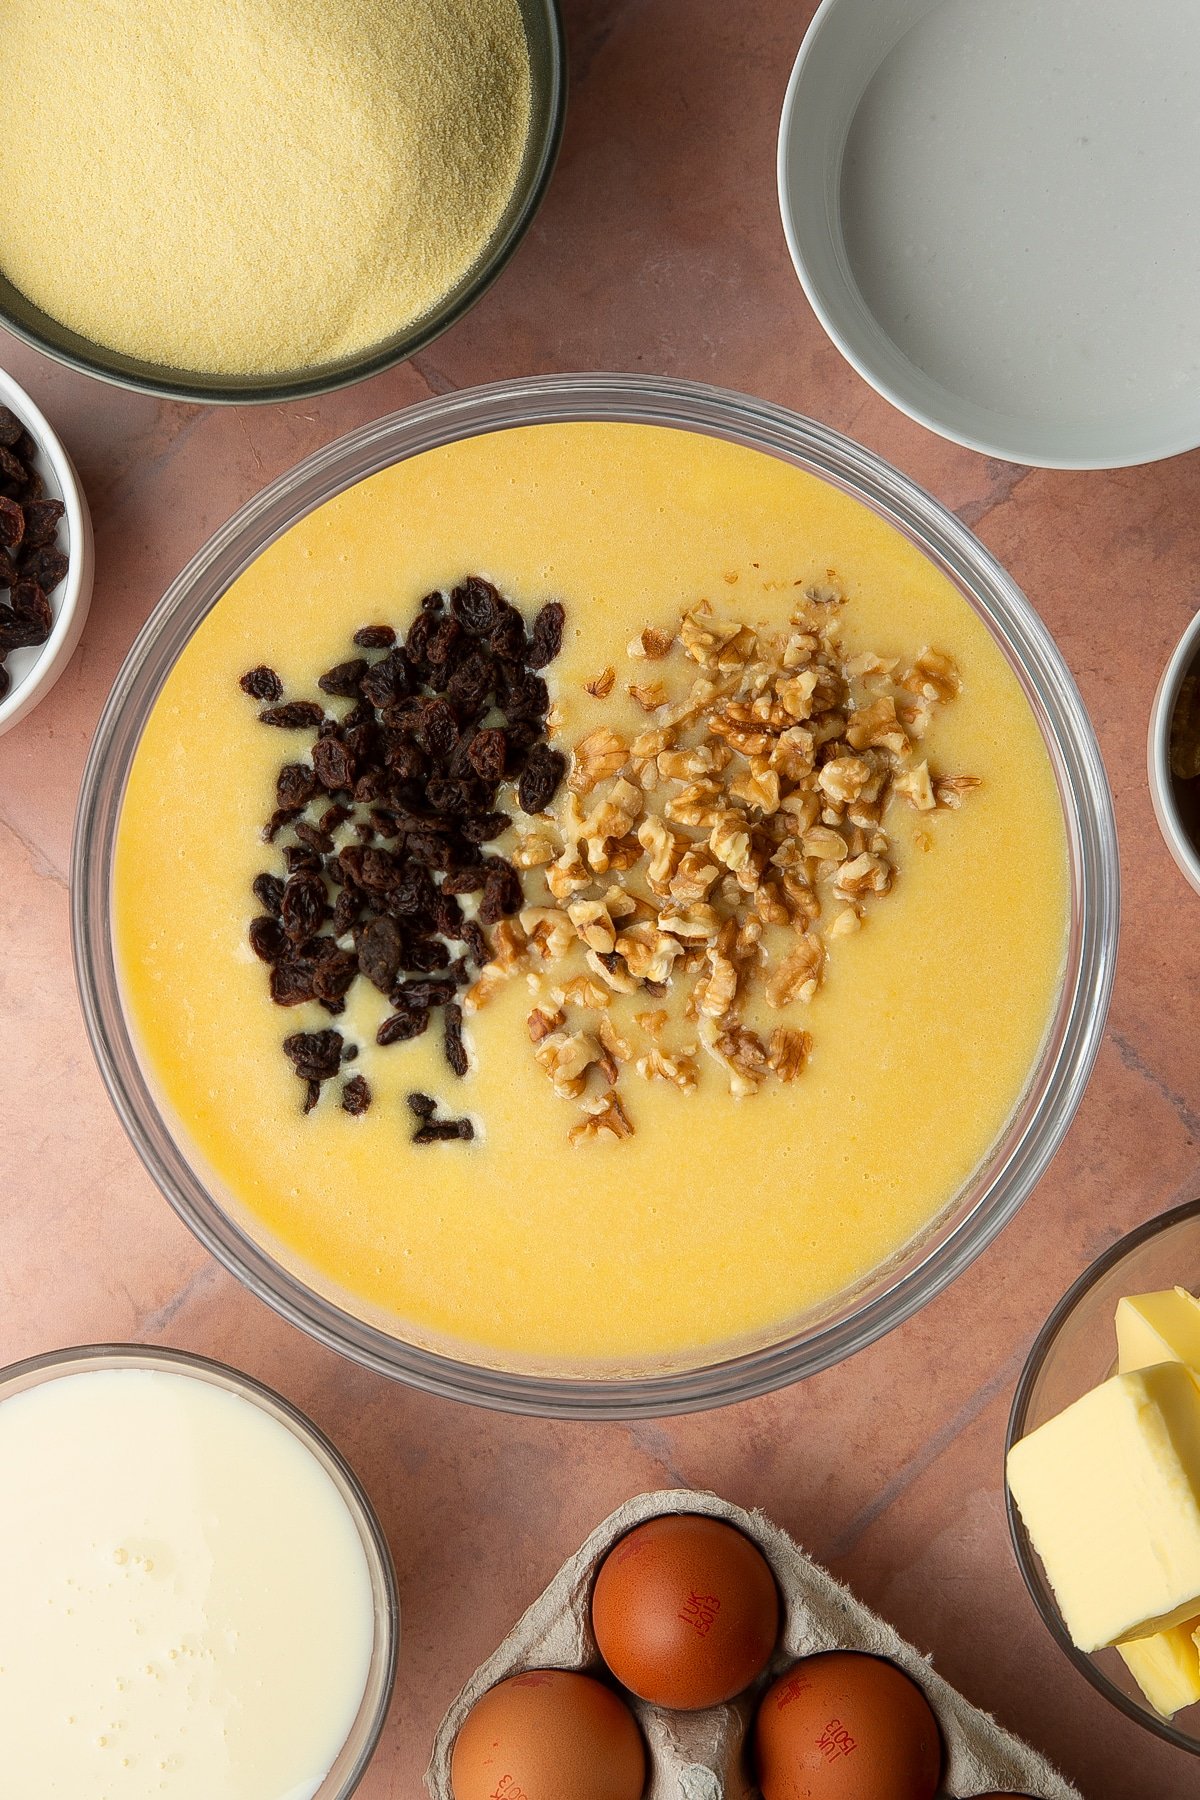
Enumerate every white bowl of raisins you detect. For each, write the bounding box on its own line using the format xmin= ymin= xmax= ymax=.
xmin=0 ymin=364 xmax=93 ymax=737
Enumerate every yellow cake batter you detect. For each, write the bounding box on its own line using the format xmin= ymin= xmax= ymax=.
xmin=115 ymin=424 xmax=1069 ymax=1371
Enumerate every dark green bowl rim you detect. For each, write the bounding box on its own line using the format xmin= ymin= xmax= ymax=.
xmin=0 ymin=0 xmax=566 ymax=406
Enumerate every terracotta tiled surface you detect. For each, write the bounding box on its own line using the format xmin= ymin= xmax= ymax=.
xmin=1 ymin=3 xmax=1198 ymax=1795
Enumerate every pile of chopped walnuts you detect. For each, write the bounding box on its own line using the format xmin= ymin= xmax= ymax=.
xmin=464 ymin=580 xmax=979 ymax=1143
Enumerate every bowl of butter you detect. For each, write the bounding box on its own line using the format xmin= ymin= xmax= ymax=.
xmin=1007 ymin=1199 xmax=1200 ymax=1754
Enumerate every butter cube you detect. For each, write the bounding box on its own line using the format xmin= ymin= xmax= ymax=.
xmin=1006 ymin=1362 xmax=1200 ymax=1651
xmin=1117 ymin=1618 xmax=1200 ymax=1718
xmin=1116 ymin=1287 xmax=1200 ymax=1375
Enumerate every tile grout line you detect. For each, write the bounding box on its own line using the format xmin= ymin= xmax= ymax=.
xmin=0 ymin=805 xmax=68 ymax=888
xmin=824 ymin=1347 xmax=1026 ymax=1562
xmin=1109 ymin=1028 xmax=1200 ymax=1141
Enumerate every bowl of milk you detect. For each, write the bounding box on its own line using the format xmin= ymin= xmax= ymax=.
xmin=0 ymin=1345 xmax=397 ymax=1800
xmin=778 ymin=0 xmax=1200 ymax=468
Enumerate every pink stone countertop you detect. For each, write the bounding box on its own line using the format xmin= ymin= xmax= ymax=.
xmin=2 ymin=3 xmax=1198 ymax=1795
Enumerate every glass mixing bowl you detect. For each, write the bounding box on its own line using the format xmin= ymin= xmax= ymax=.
xmin=1006 ymin=1201 xmax=1200 ymax=1756
xmin=72 ymin=374 xmax=1119 ymax=1417
xmin=0 ymin=1341 xmax=399 ymax=1796
xmin=0 ymin=0 xmax=564 ymax=405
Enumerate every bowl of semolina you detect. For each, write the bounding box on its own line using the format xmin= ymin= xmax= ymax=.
xmin=0 ymin=0 xmax=564 ymax=402
xmin=73 ymin=375 xmax=1119 ymax=1416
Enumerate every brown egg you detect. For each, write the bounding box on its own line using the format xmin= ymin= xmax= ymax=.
xmin=591 ymin=1513 xmax=780 ymax=1710
xmin=450 ymin=1668 xmax=646 ymax=1800
xmin=754 ymin=1652 xmax=942 ymax=1800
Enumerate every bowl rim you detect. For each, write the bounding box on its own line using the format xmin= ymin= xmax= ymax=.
xmin=776 ymin=0 xmax=1200 ymax=471
xmin=1147 ymin=606 xmax=1200 ymax=897
xmin=0 ymin=363 xmax=93 ymax=730
xmin=71 ymin=371 xmax=1120 ymax=1419
xmin=1005 ymin=1196 xmax=1200 ymax=1755
xmin=0 ymin=1338 xmax=400 ymax=1796
xmin=0 ymin=0 xmax=567 ymax=407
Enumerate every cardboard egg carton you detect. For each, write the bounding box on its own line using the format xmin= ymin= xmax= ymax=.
xmin=426 ymin=1489 xmax=1082 ymax=1800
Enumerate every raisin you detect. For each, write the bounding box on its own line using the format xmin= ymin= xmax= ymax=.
xmin=248 ymin=915 xmax=286 ymax=962
xmin=319 ymin=803 xmax=351 ymax=835
xmin=434 ymin=891 xmax=464 ymax=937
xmin=406 ymin=1091 xmax=437 ymax=1118
xmin=294 ymin=820 xmax=333 ymax=856
xmin=450 ymin=575 xmax=501 ymax=635
xmin=283 ymin=1028 xmax=344 ymax=1082
xmin=0 ymin=607 xmax=47 ymax=653
xmin=283 ymin=844 xmax=322 ymax=875
xmin=426 ymin=615 xmax=463 ymax=667
xmin=0 ymin=665 xmax=10 ymax=702
xmin=357 ymin=916 xmax=404 ymax=993
xmin=341 ymin=1074 xmax=371 ymax=1115
xmin=318 ymin=658 xmax=368 ymax=697
xmin=527 ymin=600 xmax=565 ymax=669
xmin=420 ymin=588 xmax=446 ymax=613
xmin=0 ymin=447 xmax=25 ymax=485
xmin=22 ymin=498 xmax=64 ymax=549
xmin=478 ymin=861 xmax=522 ymax=924
xmin=489 ymin=606 xmax=528 ymax=661
xmin=332 ymin=887 xmax=362 ymax=935
xmin=0 ymin=496 xmax=24 ymax=550
xmin=280 ymin=872 xmax=326 ymax=942
xmin=263 ymin=806 xmax=303 ymax=843
xmin=9 ymin=580 xmax=51 ymax=637
xmin=461 ymin=727 xmax=502 ymax=785
xmin=303 ymin=1079 xmax=322 ymax=1114
xmin=18 ymin=543 xmax=68 ymax=593
xmin=359 ymin=847 xmax=402 ymax=893
xmin=260 ymin=700 xmax=325 ymax=730
xmin=0 ymin=547 xmax=17 ymax=588
xmin=312 ymin=947 xmax=357 ymax=1002
xmin=401 ymin=938 xmax=451 ymax=974
xmin=463 ymin=920 xmax=489 ymax=965
xmin=270 ymin=957 xmax=318 ymax=1005
xmin=252 ymin=872 xmax=285 ymax=915
xmin=397 ymin=977 xmax=457 ymax=1009
xmin=403 ymin=607 xmax=436 ymax=669
xmin=412 ymin=1119 xmax=474 ymax=1144
xmin=425 ymin=776 xmax=474 ymax=815
xmin=241 ymin=663 xmax=283 ymax=703
xmin=443 ymin=1003 xmax=469 ymax=1077
xmin=459 ymin=812 xmax=510 ymax=845
xmin=354 ymin=623 xmax=396 ymax=649
xmin=383 ymin=738 xmax=426 ymax=782
xmin=502 ymin=669 xmax=549 ymax=722
xmin=386 ymin=864 xmax=436 ymax=915
xmin=0 ymin=407 xmax=21 ymax=447
xmin=446 ymin=651 xmax=494 ymax=716
xmin=276 ymin=762 xmax=319 ymax=809
xmin=518 ymin=745 xmax=567 ymax=815
xmin=377 ymin=1008 xmax=429 ymax=1046
xmin=311 ymin=734 xmax=356 ymax=792
xmin=360 ymin=647 xmax=412 ymax=709
xmin=441 ymin=866 xmax=488 ymax=895
xmin=414 ymin=697 xmax=458 ymax=758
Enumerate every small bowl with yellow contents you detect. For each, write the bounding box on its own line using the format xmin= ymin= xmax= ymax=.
xmin=0 ymin=0 xmax=564 ymax=404
xmin=1006 ymin=1200 xmax=1200 ymax=1755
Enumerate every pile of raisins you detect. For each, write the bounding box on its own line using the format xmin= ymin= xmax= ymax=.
xmin=0 ymin=406 xmax=68 ymax=702
xmin=244 ymin=577 xmax=567 ymax=1136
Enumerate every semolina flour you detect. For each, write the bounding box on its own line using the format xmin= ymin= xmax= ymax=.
xmin=0 ymin=0 xmax=532 ymax=376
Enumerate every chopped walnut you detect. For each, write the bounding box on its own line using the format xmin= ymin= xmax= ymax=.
xmin=568 ymin=1093 xmax=635 ymax=1144
xmin=901 ymin=648 xmax=960 ymax=704
xmin=527 ymin=1006 xmax=565 ymax=1043
xmin=586 ymin=666 xmax=617 ymax=699
xmin=768 ymin=1026 xmax=811 ymax=1081
xmin=934 ymin=774 xmax=982 ymax=809
xmin=569 ymin=727 xmax=629 ymax=795
xmin=629 ymin=680 xmax=670 ymax=711
xmin=893 ymin=759 xmax=936 ymax=811
xmin=628 ymin=627 xmax=674 ymax=660
xmin=513 ymin=831 xmax=558 ymax=868
xmin=765 ymin=933 xmax=824 ymax=1007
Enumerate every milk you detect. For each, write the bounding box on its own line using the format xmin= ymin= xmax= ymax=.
xmin=840 ymin=0 xmax=1200 ymax=422
xmin=0 ymin=1367 xmax=377 ymax=1799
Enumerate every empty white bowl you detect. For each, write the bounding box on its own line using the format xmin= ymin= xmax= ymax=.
xmin=0 ymin=365 xmax=93 ymax=737
xmin=778 ymin=0 xmax=1200 ymax=469
xmin=1148 ymin=607 xmax=1200 ymax=898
